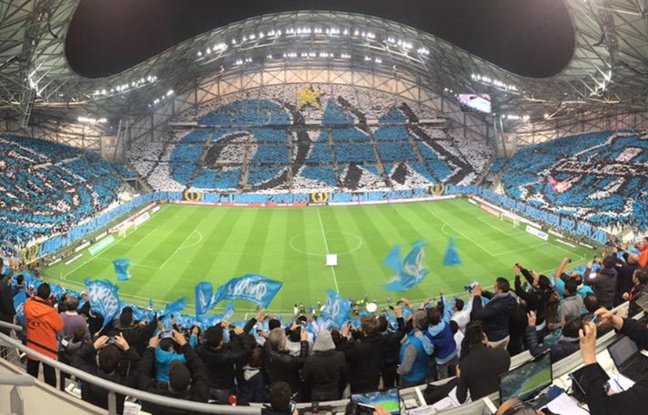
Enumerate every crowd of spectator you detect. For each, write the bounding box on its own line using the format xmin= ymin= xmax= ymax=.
xmin=1 ymin=239 xmax=647 ymax=414
xmin=500 ymin=130 xmax=648 ymax=230
xmin=0 ymin=135 xmax=129 ymax=250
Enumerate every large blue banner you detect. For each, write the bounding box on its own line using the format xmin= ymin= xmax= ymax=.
xmin=212 ymin=274 xmax=283 ymax=308
xmin=384 ymin=240 xmax=429 ymax=292
xmin=84 ymin=279 xmax=121 ymax=329
xmin=321 ymin=289 xmax=351 ymax=327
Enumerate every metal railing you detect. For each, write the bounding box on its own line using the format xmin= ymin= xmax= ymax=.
xmin=0 ymin=302 xmax=633 ymax=415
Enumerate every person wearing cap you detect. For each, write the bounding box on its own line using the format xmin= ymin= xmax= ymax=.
xmin=303 ymin=330 xmax=346 ymax=401
xmin=138 ymin=330 xmax=209 ymax=415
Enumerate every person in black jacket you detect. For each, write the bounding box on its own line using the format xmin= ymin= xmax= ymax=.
xmin=584 ymin=257 xmax=617 ymax=310
xmin=613 ymin=251 xmax=641 ymax=307
xmin=196 ymin=324 xmax=251 ymax=402
xmin=623 ymin=267 xmax=648 ymax=318
xmin=378 ymin=310 xmax=405 ymax=388
xmin=0 ymin=269 xmax=16 ymax=358
xmin=137 ymin=330 xmax=209 ymax=415
xmin=264 ymin=326 xmax=309 ymax=401
xmin=456 ymin=321 xmax=511 ymax=403
xmin=303 ymin=330 xmax=346 ymax=401
xmin=525 ymin=311 xmax=579 ymax=363
xmin=339 ymin=316 xmax=385 ymax=394
xmin=70 ymin=334 xmax=140 ymax=415
xmin=577 ymin=309 xmax=648 ymax=415
xmin=112 ymin=307 xmax=158 ymax=356
xmin=471 ymin=278 xmax=517 ymax=349
xmin=514 ymin=264 xmax=552 ymax=337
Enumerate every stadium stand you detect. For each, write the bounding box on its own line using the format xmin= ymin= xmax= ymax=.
xmin=129 ymin=89 xmax=494 ymax=193
xmin=0 ymin=135 xmax=126 ymax=248
xmin=499 ymin=130 xmax=648 ymax=230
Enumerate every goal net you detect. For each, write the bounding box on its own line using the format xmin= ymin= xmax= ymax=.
xmin=118 ymin=221 xmax=135 ymax=238
xmin=500 ymin=214 xmax=520 ymax=228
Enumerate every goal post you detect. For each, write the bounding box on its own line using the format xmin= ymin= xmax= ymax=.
xmin=500 ymin=214 xmax=519 ymax=228
xmin=118 ymin=221 xmax=135 ymax=238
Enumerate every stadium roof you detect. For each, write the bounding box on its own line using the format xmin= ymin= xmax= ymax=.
xmin=2 ymin=0 xmax=648 ymax=127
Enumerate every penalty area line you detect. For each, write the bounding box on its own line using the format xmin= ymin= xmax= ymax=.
xmin=316 ymin=208 xmax=340 ymax=293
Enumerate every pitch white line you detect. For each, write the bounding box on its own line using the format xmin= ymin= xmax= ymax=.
xmin=159 ymin=217 xmax=208 ymax=269
xmin=477 ymin=216 xmax=518 ymax=236
xmin=316 ymin=208 xmax=340 ymax=293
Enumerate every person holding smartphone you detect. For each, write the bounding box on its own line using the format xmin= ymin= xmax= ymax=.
xmin=576 ymin=309 xmax=648 ymax=414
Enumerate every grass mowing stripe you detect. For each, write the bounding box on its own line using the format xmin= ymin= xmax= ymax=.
xmin=44 ymin=199 xmax=600 ymax=314
xmin=316 ymin=207 xmax=339 ymax=293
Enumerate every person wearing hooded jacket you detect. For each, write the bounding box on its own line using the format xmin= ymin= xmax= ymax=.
xmin=303 ymin=330 xmax=346 ymax=401
xmin=137 ymin=330 xmax=209 ymax=415
xmin=24 ymin=283 xmax=64 ymax=387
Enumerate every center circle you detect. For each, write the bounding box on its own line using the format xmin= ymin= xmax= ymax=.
xmin=289 ymin=231 xmax=364 ymax=257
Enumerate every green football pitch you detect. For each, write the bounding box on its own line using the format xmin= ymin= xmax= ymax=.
xmin=43 ymin=198 xmax=594 ymax=316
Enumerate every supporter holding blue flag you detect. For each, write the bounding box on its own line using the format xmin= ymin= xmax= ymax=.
xmin=12 ymin=290 xmax=26 ymax=325
xmin=84 ymin=279 xmax=121 ymax=330
xmin=320 ymin=289 xmax=351 ymax=327
xmin=212 ymin=274 xmax=282 ymax=308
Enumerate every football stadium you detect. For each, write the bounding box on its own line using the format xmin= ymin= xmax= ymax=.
xmin=1 ymin=1 xmax=648 ymax=414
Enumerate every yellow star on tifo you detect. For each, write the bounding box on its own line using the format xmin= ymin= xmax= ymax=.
xmin=295 ymin=85 xmax=323 ymax=109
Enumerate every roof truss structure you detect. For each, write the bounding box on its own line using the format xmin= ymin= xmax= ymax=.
xmin=2 ymin=0 xmax=648 ymax=134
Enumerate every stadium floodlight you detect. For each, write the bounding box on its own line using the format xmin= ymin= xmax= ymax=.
xmin=166 ymin=90 xmax=174 ymax=96
xmin=197 ymin=51 xmax=202 ymax=57
xmin=267 ymin=54 xmax=273 ymax=59
xmin=375 ymin=58 xmax=382 ymax=63
xmin=343 ymin=29 xmax=349 ymax=35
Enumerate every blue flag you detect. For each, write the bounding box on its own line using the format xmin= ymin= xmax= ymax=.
xmin=384 ymin=241 xmax=429 ymax=292
xmin=222 ymin=301 xmax=235 ymax=321
xmin=84 ymin=279 xmax=121 ymax=329
xmin=113 ymin=258 xmax=131 ymax=281
xmin=195 ymin=282 xmax=215 ymax=316
xmin=13 ymin=291 xmax=27 ymax=324
xmin=164 ymin=297 xmax=187 ymax=316
xmin=321 ymin=289 xmax=351 ymax=327
xmin=443 ymin=237 xmax=462 ymax=266
xmin=212 ymin=274 xmax=283 ymax=308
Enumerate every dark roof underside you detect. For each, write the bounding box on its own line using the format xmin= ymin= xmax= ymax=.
xmin=65 ymin=0 xmax=574 ymax=78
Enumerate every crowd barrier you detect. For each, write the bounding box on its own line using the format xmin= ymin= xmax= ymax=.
xmin=36 ymin=185 xmax=608 ymax=261
xmin=0 ymin=304 xmax=631 ymax=415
